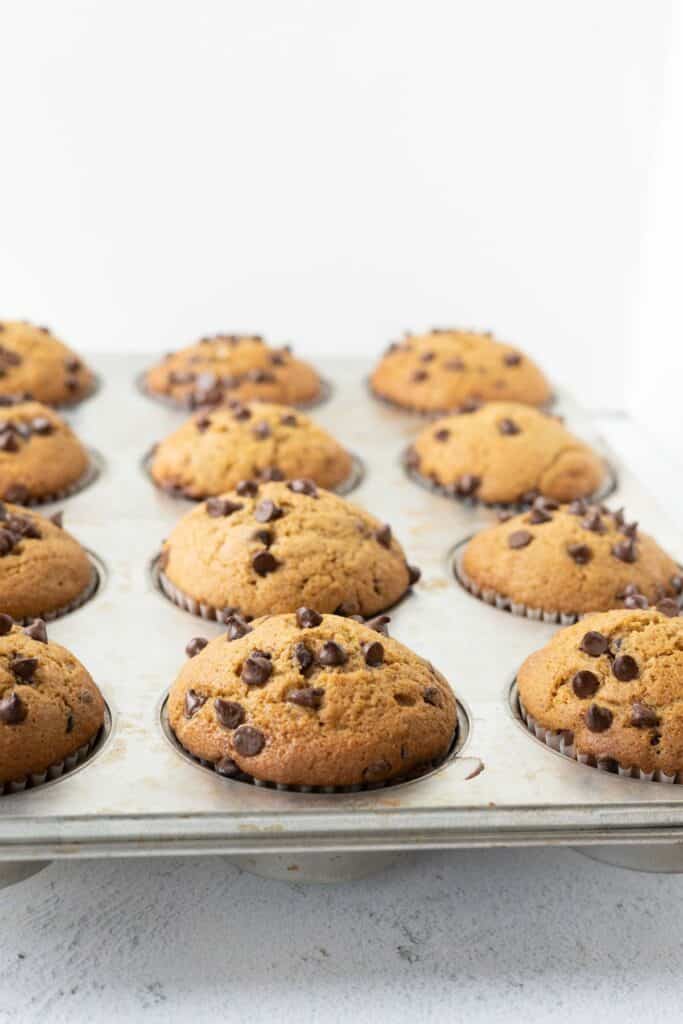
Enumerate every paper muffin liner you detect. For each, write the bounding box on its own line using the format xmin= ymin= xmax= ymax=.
xmin=141 ymin=447 xmax=365 ymax=502
xmin=515 ymin=687 xmax=680 ymax=785
xmin=452 ymin=543 xmax=581 ymax=624
xmin=367 ymin=377 xmax=557 ymax=417
xmin=13 ymin=559 xmax=101 ymax=626
xmin=0 ymin=725 xmax=104 ymax=796
xmin=14 ymin=447 xmax=103 ymax=507
xmin=135 ymin=370 xmax=333 ymax=412
xmin=402 ymin=447 xmax=617 ymax=512
xmin=161 ymin=696 xmax=465 ymax=794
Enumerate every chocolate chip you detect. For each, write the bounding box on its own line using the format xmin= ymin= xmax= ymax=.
xmin=11 ymin=656 xmax=38 ymax=681
xmin=585 ymin=703 xmax=613 ymax=732
xmin=498 ymin=418 xmax=520 ymax=435
xmin=65 ymin=356 xmax=81 ymax=372
xmin=580 ymin=631 xmax=609 ymax=657
xmin=412 ymin=369 xmax=428 ymax=382
xmin=0 ymin=432 xmax=19 ymax=453
xmin=567 ymin=543 xmax=592 ymax=565
xmin=206 ymin=498 xmax=243 ymax=517
xmin=287 ymin=478 xmax=318 ymax=497
xmin=364 ymin=614 xmax=391 ymax=636
xmin=631 ymin=702 xmax=659 ymax=728
xmin=50 ymin=511 xmax=64 ymax=528
xmin=508 ymin=530 xmax=533 ymax=549
xmin=232 ymin=405 xmax=252 ymax=421
xmin=246 ymin=368 xmax=275 ymax=384
xmin=434 ymin=428 xmax=450 ymax=442
xmin=657 ymin=598 xmax=680 ymax=617
xmin=252 ymin=550 xmax=279 ymax=576
xmin=582 ymin=508 xmax=605 ymax=533
xmin=281 ymin=414 xmax=298 ymax=426
xmin=31 ymin=417 xmax=54 ymax=435
xmin=375 ymin=524 xmax=392 ymax=548
xmin=528 ymin=507 xmax=552 ymax=524
xmin=497 ymin=511 xmax=514 ymax=523
xmin=23 ymin=619 xmax=47 ymax=644
xmin=613 ymin=539 xmax=637 ymax=563
xmin=612 ymin=654 xmax=639 ymax=682
xmin=215 ymin=756 xmax=240 ymax=776
xmin=224 ymin=614 xmax=252 ymax=641
xmin=287 ymin=687 xmax=324 ymax=708
xmin=444 ymin=358 xmax=464 ymax=371
xmin=236 ymin=480 xmax=259 ymax=497
xmin=408 ymin=564 xmax=421 ymax=585
xmin=232 ymin=724 xmax=265 ymax=756
xmin=195 ymin=413 xmax=212 ymax=433
xmin=362 ymin=640 xmax=384 ymax=666
xmin=185 ymin=637 xmax=208 ymax=658
xmin=241 ymin=653 xmax=273 ymax=686
xmin=456 ymin=474 xmax=481 ymax=498
xmin=420 ymin=351 xmax=435 ymax=363
xmin=214 ymin=698 xmax=245 ymax=728
xmin=624 ymin=593 xmax=649 ymax=609
xmin=293 ymin=641 xmax=315 ymax=675
xmin=296 ymin=607 xmax=322 ymax=628
xmin=0 ymin=693 xmax=26 ymax=724
xmin=671 ymin=574 xmax=683 ymax=595
xmin=622 ymin=521 xmax=639 ymax=538
xmin=363 ymin=760 xmax=391 ymax=782
xmin=423 ymin=686 xmax=442 ymax=707
xmin=568 ymin=498 xmax=589 ymax=516
xmin=252 ymin=528 xmax=272 ymax=547
xmin=0 ymin=614 xmax=12 ymax=636
xmin=317 ymin=641 xmax=347 ymax=667
xmin=335 ymin=601 xmax=357 ymax=617
xmin=4 ymin=484 xmax=29 ymax=504
xmin=184 ymin=690 xmax=207 ymax=718
xmin=504 ymin=352 xmax=522 ymax=366
xmin=260 ymin=467 xmax=285 ymax=482
xmin=571 ymin=670 xmax=600 ymax=698
xmin=252 ymin=421 xmax=271 ymax=440
xmin=254 ymin=499 xmax=283 ymax=523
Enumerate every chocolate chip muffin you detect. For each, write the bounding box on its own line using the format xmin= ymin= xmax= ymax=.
xmin=0 ymin=321 xmax=95 ymax=407
xmin=159 ymin=481 xmax=419 ymax=621
xmin=0 ymin=504 xmax=95 ymax=621
xmin=168 ymin=611 xmax=457 ymax=788
xmin=460 ymin=501 xmax=681 ymax=619
xmin=370 ymin=328 xmax=551 ymax=413
xmin=0 ymin=616 xmax=105 ymax=788
xmin=0 ymin=401 xmax=91 ymax=504
xmin=407 ymin=402 xmax=605 ymax=505
xmin=150 ymin=401 xmax=353 ymax=499
xmin=518 ymin=608 xmax=683 ymax=779
xmin=144 ymin=334 xmax=322 ymax=408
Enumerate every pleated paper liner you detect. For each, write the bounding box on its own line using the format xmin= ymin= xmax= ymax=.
xmin=402 ymin=446 xmax=617 ymax=512
xmin=367 ymin=377 xmax=558 ymax=418
xmin=13 ymin=447 xmax=104 ymax=508
xmin=511 ymin=682 xmax=680 ymax=785
xmin=159 ymin=693 xmax=470 ymax=794
xmin=140 ymin=447 xmax=365 ymax=502
xmin=12 ymin=554 xmax=103 ymax=627
xmin=1 ymin=703 xmax=111 ymax=797
xmin=135 ymin=370 xmax=333 ymax=412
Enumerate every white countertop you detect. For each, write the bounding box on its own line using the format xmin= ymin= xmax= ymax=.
xmin=2 ymin=413 xmax=681 ymax=1023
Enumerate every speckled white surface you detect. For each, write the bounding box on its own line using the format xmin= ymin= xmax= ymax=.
xmin=0 ymin=848 xmax=678 ymax=1022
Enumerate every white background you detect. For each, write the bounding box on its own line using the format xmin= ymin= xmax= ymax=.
xmin=0 ymin=0 xmax=680 ymax=430
xmin=1 ymin=4 xmax=683 ymax=1022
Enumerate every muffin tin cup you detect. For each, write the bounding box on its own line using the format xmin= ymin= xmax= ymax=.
xmin=14 ymin=447 xmax=104 ymax=508
xmin=140 ymin=448 xmax=365 ymax=502
xmin=160 ymin=695 xmax=468 ymax=795
xmin=13 ymin=558 xmax=102 ymax=627
xmin=452 ymin=541 xmax=581 ymax=625
xmin=514 ymin=686 xmax=680 ymax=785
xmin=135 ymin=370 xmax=333 ymax=412
xmin=0 ymin=725 xmax=104 ymax=797
xmin=402 ymin=448 xmax=618 ymax=511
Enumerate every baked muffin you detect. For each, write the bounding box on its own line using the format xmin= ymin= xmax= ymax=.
xmin=407 ymin=402 xmax=605 ymax=505
xmin=460 ymin=500 xmax=681 ymax=619
xmin=0 ymin=401 xmax=90 ymax=504
xmin=0 ymin=504 xmax=95 ymax=621
xmin=0 ymin=321 xmax=95 ymax=407
xmin=517 ymin=608 xmax=683 ymax=779
xmin=168 ymin=611 xmax=457 ymax=788
xmin=144 ymin=334 xmax=322 ymax=408
xmin=0 ymin=616 xmax=105 ymax=788
xmin=370 ymin=328 xmax=551 ymax=413
xmin=150 ymin=400 xmax=353 ymax=499
xmin=159 ymin=480 xmax=419 ymax=620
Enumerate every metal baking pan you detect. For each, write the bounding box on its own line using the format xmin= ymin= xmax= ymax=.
xmin=1 ymin=354 xmax=682 ymax=878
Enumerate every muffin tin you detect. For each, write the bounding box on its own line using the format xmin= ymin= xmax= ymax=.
xmin=1 ymin=353 xmax=683 ymax=878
